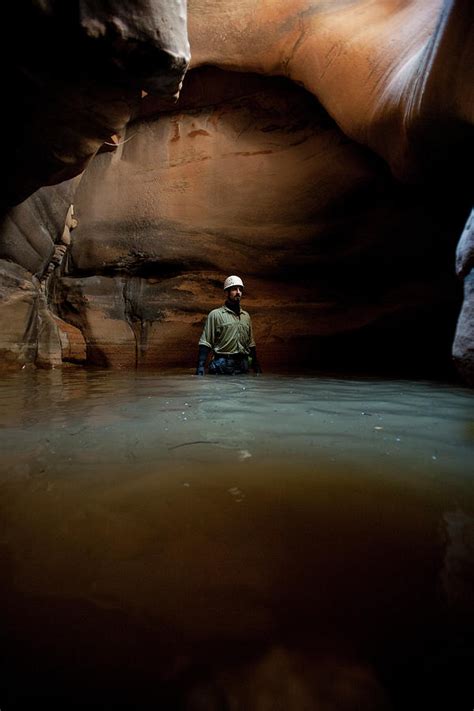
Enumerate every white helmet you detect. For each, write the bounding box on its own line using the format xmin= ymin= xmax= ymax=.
xmin=224 ymin=275 xmax=244 ymax=290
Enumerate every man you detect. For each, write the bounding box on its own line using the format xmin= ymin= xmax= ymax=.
xmin=195 ymin=275 xmax=262 ymax=375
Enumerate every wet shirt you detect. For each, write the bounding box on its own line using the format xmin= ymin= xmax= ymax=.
xmin=199 ymin=305 xmax=256 ymax=355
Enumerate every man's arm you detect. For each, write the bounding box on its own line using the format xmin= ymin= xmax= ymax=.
xmin=249 ymin=346 xmax=262 ymax=374
xmin=196 ymin=344 xmax=211 ymax=375
xmin=196 ymin=310 xmax=216 ymax=375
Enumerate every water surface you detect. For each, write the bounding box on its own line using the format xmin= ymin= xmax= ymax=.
xmin=0 ymin=370 xmax=473 ymax=709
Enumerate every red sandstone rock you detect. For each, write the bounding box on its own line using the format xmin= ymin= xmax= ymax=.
xmin=187 ymin=0 xmax=473 ymax=184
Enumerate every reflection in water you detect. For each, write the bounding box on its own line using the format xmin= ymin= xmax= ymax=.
xmin=0 ymin=370 xmax=473 ymax=709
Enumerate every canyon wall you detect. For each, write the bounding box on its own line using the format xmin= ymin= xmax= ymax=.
xmin=49 ymin=69 xmax=466 ymax=374
xmin=0 ymin=0 xmax=472 ymax=379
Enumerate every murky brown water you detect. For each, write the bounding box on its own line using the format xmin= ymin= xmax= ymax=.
xmin=0 ymin=370 xmax=473 ymax=709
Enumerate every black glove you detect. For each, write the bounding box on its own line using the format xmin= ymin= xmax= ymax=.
xmin=195 ymin=345 xmax=210 ymax=375
xmin=249 ymin=347 xmax=262 ymax=374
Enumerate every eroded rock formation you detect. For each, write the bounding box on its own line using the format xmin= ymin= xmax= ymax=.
xmin=0 ymin=180 xmax=85 ymax=368
xmin=0 ymin=0 xmax=472 ymax=379
xmin=0 ymin=0 xmax=190 ymax=210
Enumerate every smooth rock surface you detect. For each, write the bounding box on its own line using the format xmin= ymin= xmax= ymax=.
xmin=0 ymin=0 xmax=190 ymax=210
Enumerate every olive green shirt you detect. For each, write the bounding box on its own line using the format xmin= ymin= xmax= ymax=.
xmin=199 ymin=305 xmax=256 ymax=355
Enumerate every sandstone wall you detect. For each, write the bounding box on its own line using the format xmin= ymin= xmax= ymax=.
xmin=44 ymin=69 xmax=466 ymax=374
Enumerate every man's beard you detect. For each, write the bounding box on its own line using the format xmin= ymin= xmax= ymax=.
xmin=225 ymin=296 xmax=241 ymax=314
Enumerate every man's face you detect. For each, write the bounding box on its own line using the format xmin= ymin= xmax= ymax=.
xmin=227 ymin=286 xmax=243 ymax=302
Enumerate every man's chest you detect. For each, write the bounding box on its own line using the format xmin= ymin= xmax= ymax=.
xmin=216 ymin=313 xmax=250 ymax=337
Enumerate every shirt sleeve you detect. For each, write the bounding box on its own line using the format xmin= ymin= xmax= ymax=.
xmin=199 ymin=310 xmax=218 ymax=348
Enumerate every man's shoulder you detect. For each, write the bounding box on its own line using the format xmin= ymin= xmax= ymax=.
xmin=207 ymin=306 xmax=227 ymax=318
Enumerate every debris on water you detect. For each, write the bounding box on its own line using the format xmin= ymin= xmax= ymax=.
xmin=228 ymin=486 xmax=245 ymax=502
xmin=374 ymin=426 xmax=383 ymax=431
xmin=238 ymin=450 xmax=252 ymax=460
xmin=69 ymin=426 xmax=88 ymax=436
xmin=169 ymin=440 xmax=219 ymax=450
xmin=183 ymin=482 xmax=190 ymax=488
xmin=432 ymin=455 xmax=437 ymax=461
xmin=361 ymin=412 xmax=372 ymax=416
